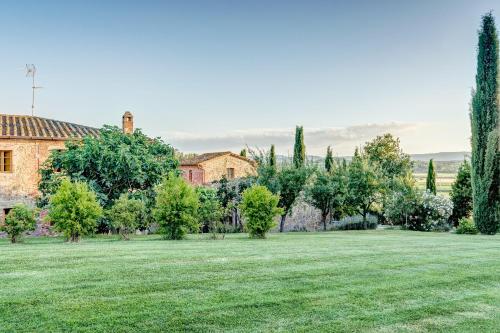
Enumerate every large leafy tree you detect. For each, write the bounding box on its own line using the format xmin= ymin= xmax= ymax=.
xmin=426 ymin=159 xmax=437 ymax=195
xmin=363 ymin=134 xmax=412 ymax=185
xmin=39 ymin=126 xmax=178 ymax=229
xmin=450 ymin=160 xmax=473 ymax=226
xmin=470 ymin=13 xmax=500 ymax=234
xmin=293 ymin=126 xmax=305 ymax=168
xmin=347 ymin=152 xmax=382 ymax=225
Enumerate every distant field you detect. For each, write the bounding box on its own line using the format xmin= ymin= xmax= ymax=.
xmin=414 ymin=172 xmax=456 ymax=196
xmin=1 ymin=231 xmax=500 ymax=332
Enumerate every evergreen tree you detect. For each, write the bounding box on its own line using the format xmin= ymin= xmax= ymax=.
xmin=325 ymin=146 xmax=334 ymax=172
xmin=240 ymin=149 xmax=247 ymax=157
xmin=450 ymin=160 xmax=473 ymax=226
xmin=470 ymin=13 xmax=500 ymax=234
xmin=269 ymin=144 xmax=276 ymax=170
xmin=293 ymin=126 xmax=305 ymax=168
xmin=426 ymin=159 xmax=437 ymax=195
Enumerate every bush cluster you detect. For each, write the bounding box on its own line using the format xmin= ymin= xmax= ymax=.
xmin=0 ymin=204 xmax=37 ymax=243
xmin=456 ymin=217 xmax=478 ymax=235
xmin=330 ymin=215 xmax=378 ymax=231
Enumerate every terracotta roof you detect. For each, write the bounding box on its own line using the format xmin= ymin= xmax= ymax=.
xmin=0 ymin=114 xmax=99 ymax=140
xmin=181 ymin=151 xmax=256 ymax=166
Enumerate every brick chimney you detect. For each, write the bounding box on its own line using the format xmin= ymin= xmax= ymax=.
xmin=122 ymin=111 xmax=133 ymax=134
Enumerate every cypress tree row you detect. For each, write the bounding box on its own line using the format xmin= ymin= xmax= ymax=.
xmin=470 ymin=13 xmax=500 ymax=234
xmin=269 ymin=144 xmax=276 ymax=170
xmin=426 ymin=159 xmax=437 ymax=195
xmin=325 ymin=146 xmax=334 ymax=172
xmin=293 ymin=126 xmax=305 ymax=168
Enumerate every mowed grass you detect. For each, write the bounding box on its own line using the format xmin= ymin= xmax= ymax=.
xmin=1 ymin=231 xmax=500 ymax=332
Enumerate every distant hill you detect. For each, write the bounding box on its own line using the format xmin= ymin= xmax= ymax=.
xmin=409 ymin=152 xmax=470 ymax=162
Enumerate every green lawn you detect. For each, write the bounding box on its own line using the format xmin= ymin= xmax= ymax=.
xmin=1 ymin=231 xmax=500 ymax=332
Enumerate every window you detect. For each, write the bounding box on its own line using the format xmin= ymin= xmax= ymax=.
xmin=227 ymin=168 xmax=235 ymax=179
xmin=0 ymin=151 xmax=12 ymax=172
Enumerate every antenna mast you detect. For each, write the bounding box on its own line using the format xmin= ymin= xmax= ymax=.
xmin=25 ymin=64 xmax=42 ymax=116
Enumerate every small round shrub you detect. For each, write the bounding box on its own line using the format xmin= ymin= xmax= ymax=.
xmin=47 ymin=179 xmax=103 ymax=242
xmin=0 ymin=204 xmax=37 ymax=243
xmin=239 ymin=185 xmax=283 ymax=238
xmin=456 ymin=217 xmax=478 ymax=235
xmin=107 ymin=194 xmax=145 ymax=240
xmin=153 ymin=174 xmax=200 ymax=240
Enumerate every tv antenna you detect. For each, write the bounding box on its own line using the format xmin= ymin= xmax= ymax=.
xmin=25 ymin=64 xmax=42 ymax=116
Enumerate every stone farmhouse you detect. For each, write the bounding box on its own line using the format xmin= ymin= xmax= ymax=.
xmin=180 ymin=152 xmax=257 ymax=185
xmin=0 ymin=112 xmax=134 ymax=221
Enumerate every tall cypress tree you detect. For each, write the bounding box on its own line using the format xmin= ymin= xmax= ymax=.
xmin=325 ymin=146 xmax=334 ymax=172
xmin=471 ymin=13 xmax=500 ymax=234
xmin=450 ymin=160 xmax=473 ymax=226
xmin=269 ymin=144 xmax=276 ymax=170
xmin=240 ymin=149 xmax=247 ymax=157
xmin=426 ymin=159 xmax=437 ymax=195
xmin=293 ymin=126 xmax=305 ymax=168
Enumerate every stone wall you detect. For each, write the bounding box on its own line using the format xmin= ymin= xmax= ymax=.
xmin=200 ymin=155 xmax=256 ymax=183
xmin=0 ymin=138 xmax=65 ymax=218
xmin=179 ymin=166 xmax=205 ymax=185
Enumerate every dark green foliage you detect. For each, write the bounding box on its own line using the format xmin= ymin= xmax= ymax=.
xmin=293 ymin=126 xmax=305 ymax=168
xmin=331 ymin=215 xmax=378 ymax=230
xmin=47 ymin=179 xmax=103 ymax=242
xmin=325 ymin=146 xmax=334 ymax=172
xmin=456 ymin=217 xmax=478 ymax=234
xmin=305 ymin=167 xmax=348 ymax=231
xmin=196 ymin=186 xmax=223 ymax=234
xmin=240 ymin=185 xmax=283 ymax=238
xmin=216 ymin=176 xmax=256 ymax=231
xmin=0 ymin=204 xmax=37 ymax=243
xmin=470 ymin=13 xmax=500 ymax=234
xmin=240 ymin=149 xmax=247 ymax=157
xmin=153 ymin=174 xmax=199 ymax=240
xmin=384 ymin=174 xmax=421 ymax=226
xmin=39 ymin=126 xmax=178 ymax=231
xmin=347 ymin=153 xmax=382 ymax=224
xmin=269 ymin=144 xmax=276 ymax=170
xmin=450 ymin=160 xmax=473 ymax=226
xmin=106 ymin=194 xmax=145 ymax=240
xmin=426 ymin=159 xmax=437 ymax=195
xmin=277 ymin=166 xmax=310 ymax=232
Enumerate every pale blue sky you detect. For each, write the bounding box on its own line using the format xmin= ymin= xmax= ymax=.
xmin=1 ymin=1 xmax=499 ymax=155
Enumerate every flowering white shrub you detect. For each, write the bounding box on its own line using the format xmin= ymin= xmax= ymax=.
xmin=420 ymin=191 xmax=453 ymax=231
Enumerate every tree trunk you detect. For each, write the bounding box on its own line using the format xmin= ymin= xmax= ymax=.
xmin=322 ymin=214 xmax=327 ymax=231
xmin=10 ymin=236 xmax=16 ymax=244
xmin=279 ymin=215 xmax=286 ymax=232
xmin=362 ymin=211 xmax=367 ymax=230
